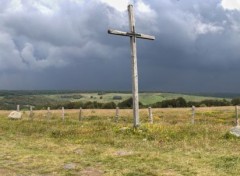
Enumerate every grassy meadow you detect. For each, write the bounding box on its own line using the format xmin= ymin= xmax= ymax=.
xmin=0 ymin=107 xmax=240 ymax=175
xmin=43 ymin=92 xmax=226 ymax=105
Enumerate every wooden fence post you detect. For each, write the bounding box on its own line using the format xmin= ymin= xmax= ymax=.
xmin=192 ymin=106 xmax=195 ymax=124
xmin=29 ymin=106 xmax=34 ymax=119
xmin=62 ymin=107 xmax=65 ymax=121
xmin=236 ymin=106 xmax=239 ymax=126
xmin=148 ymin=107 xmax=153 ymax=124
xmin=79 ymin=107 xmax=82 ymax=121
xmin=17 ymin=105 xmax=20 ymax=112
xmin=115 ymin=107 xmax=119 ymax=122
xmin=47 ymin=107 xmax=51 ymax=120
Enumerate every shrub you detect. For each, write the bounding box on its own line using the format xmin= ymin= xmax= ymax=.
xmin=231 ymin=98 xmax=240 ymax=105
xmin=113 ymin=96 xmax=122 ymax=100
xmin=118 ymin=98 xmax=143 ymax=108
xmin=102 ymin=102 xmax=116 ymax=109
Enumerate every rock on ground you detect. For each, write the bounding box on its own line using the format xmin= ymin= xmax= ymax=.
xmin=79 ymin=167 xmax=103 ymax=176
xmin=8 ymin=111 xmax=22 ymax=119
xmin=63 ymin=163 xmax=77 ymax=170
xmin=115 ymin=150 xmax=133 ymax=156
xmin=230 ymin=126 xmax=240 ymax=137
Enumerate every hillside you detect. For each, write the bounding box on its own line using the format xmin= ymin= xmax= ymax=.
xmin=0 ymin=90 xmax=231 ymax=110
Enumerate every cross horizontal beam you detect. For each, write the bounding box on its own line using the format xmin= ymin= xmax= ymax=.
xmin=108 ymin=29 xmax=155 ymax=40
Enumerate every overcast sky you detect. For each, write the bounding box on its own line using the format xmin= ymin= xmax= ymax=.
xmin=1 ymin=0 xmax=240 ymax=93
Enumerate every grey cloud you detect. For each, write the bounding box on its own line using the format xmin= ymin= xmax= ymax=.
xmin=1 ymin=0 xmax=240 ymax=92
xmin=1 ymin=1 xmax=116 ymax=71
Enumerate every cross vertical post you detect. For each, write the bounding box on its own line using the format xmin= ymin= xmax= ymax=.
xmin=128 ymin=5 xmax=139 ymax=127
xmin=108 ymin=4 xmax=155 ymax=128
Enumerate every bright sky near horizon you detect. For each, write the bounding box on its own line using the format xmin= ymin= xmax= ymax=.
xmin=221 ymin=0 xmax=240 ymax=10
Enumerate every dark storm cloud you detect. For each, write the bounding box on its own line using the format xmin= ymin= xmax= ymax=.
xmin=0 ymin=0 xmax=240 ymax=92
xmin=136 ymin=0 xmax=240 ymax=92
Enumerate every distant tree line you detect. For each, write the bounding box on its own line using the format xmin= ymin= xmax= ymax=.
xmin=231 ymin=97 xmax=240 ymax=106
xmin=151 ymin=97 xmax=231 ymax=108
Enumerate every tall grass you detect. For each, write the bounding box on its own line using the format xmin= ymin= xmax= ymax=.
xmin=0 ymin=107 xmax=239 ymax=175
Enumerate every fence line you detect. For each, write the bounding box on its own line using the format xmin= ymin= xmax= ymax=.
xmin=4 ymin=106 xmax=239 ymax=126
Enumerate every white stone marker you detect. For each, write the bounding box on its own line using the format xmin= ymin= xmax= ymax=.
xmin=192 ymin=106 xmax=195 ymax=124
xmin=148 ymin=107 xmax=153 ymax=124
xmin=108 ymin=4 xmax=155 ymax=128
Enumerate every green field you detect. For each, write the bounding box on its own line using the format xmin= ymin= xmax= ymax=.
xmin=0 ymin=107 xmax=240 ymax=175
xmin=138 ymin=93 xmax=225 ymax=105
xmin=44 ymin=93 xmax=132 ymax=104
xmin=41 ymin=92 xmax=226 ymax=105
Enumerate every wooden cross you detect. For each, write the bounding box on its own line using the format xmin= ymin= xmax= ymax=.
xmin=108 ymin=4 xmax=155 ymax=127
